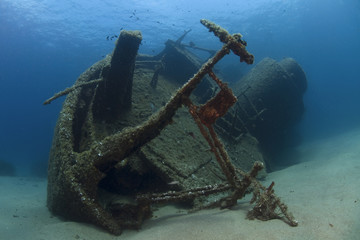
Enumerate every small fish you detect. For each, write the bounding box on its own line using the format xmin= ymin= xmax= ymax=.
xmin=150 ymin=102 xmax=157 ymax=112
xmin=187 ymin=132 xmax=196 ymax=139
xmin=109 ymin=35 xmax=118 ymax=41
xmin=168 ymin=181 xmax=179 ymax=185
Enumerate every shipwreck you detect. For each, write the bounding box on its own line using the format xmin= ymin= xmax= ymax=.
xmin=44 ymin=20 xmax=305 ymax=235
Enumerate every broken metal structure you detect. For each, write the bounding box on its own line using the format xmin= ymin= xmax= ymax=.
xmin=45 ymin=20 xmax=299 ymax=235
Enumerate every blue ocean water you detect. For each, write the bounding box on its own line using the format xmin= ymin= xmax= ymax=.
xmin=0 ymin=0 xmax=359 ymax=176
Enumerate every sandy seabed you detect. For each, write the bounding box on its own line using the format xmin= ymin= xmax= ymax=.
xmin=1 ymin=129 xmax=359 ymax=240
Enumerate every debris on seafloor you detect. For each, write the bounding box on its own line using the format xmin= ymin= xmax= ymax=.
xmin=44 ymin=19 xmax=298 ymax=235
